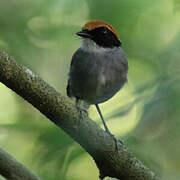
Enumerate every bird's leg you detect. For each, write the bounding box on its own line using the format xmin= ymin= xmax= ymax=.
xmin=95 ymin=104 xmax=123 ymax=151
xmin=95 ymin=104 xmax=111 ymax=134
xmin=75 ymin=98 xmax=81 ymax=110
xmin=75 ymin=98 xmax=88 ymax=115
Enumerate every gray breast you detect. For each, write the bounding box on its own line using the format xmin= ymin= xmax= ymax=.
xmin=69 ymin=47 xmax=128 ymax=104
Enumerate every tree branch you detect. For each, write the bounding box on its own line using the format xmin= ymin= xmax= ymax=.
xmin=0 ymin=148 xmax=42 ymax=180
xmin=0 ymin=50 xmax=160 ymax=180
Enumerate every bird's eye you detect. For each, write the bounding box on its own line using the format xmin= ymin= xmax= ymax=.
xmin=92 ymin=27 xmax=108 ymax=36
xmin=101 ymin=28 xmax=108 ymax=35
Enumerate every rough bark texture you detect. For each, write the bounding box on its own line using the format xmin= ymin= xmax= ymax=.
xmin=0 ymin=50 xmax=160 ymax=180
xmin=0 ymin=148 xmax=42 ymax=180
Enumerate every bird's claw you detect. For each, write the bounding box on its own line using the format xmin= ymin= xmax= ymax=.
xmin=76 ymin=106 xmax=88 ymax=116
xmin=107 ymin=132 xmax=123 ymax=152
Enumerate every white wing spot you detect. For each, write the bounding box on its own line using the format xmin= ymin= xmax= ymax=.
xmin=99 ymin=74 xmax=106 ymax=85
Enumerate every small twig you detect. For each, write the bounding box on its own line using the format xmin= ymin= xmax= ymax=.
xmin=0 ymin=148 xmax=42 ymax=180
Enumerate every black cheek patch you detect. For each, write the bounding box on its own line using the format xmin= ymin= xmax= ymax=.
xmin=90 ymin=27 xmax=121 ymax=48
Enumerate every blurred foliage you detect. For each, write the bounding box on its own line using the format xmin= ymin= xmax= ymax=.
xmin=0 ymin=0 xmax=180 ymax=179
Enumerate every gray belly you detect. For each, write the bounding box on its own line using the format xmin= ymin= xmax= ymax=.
xmin=72 ymin=70 xmax=126 ymax=104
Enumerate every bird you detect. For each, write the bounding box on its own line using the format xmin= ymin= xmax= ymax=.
xmin=67 ymin=20 xmax=128 ymax=143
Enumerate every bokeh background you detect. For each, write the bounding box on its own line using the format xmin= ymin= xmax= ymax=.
xmin=0 ymin=0 xmax=180 ymax=179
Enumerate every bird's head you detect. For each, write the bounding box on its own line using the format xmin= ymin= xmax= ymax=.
xmin=76 ymin=20 xmax=121 ymax=52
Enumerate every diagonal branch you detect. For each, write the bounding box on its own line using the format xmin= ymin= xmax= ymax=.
xmin=0 ymin=148 xmax=42 ymax=180
xmin=0 ymin=50 xmax=160 ymax=180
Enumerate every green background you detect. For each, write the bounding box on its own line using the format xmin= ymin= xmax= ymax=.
xmin=0 ymin=0 xmax=180 ymax=179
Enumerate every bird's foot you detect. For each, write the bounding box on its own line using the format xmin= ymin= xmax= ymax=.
xmin=75 ymin=99 xmax=89 ymax=116
xmin=106 ymin=131 xmax=123 ymax=152
xmin=76 ymin=105 xmax=88 ymax=116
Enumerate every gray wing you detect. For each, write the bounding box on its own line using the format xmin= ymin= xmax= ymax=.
xmin=66 ymin=48 xmax=94 ymax=99
xmin=66 ymin=48 xmax=82 ymax=98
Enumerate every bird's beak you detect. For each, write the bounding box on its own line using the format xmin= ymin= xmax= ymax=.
xmin=76 ymin=30 xmax=92 ymax=38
